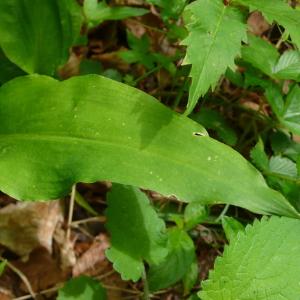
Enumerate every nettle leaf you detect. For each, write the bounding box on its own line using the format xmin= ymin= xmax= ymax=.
xmin=281 ymin=85 xmax=300 ymax=135
xmin=182 ymin=0 xmax=247 ymax=115
xmin=199 ymin=216 xmax=300 ymax=300
xmin=0 ymin=0 xmax=82 ymax=75
xmin=105 ymin=184 xmax=167 ymax=281
xmin=148 ymin=228 xmax=195 ymax=291
xmin=0 ymin=75 xmax=298 ymax=218
xmin=57 ymin=276 xmax=106 ymax=300
xmin=84 ymin=0 xmax=148 ymax=27
xmin=234 ymin=0 xmax=300 ymax=48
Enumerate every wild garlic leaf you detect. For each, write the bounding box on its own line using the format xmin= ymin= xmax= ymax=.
xmin=235 ymin=0 xmax=300 ymax=48
xmin=200 ymin=217 xmax=300 ymax=300
xmin=148 ymin=228 xmax=195 ymax=291
xmin=105 ymin=184 xmax=167 ymax=281
xmin=57 ymin=276 xmax=106 ymax=300
xmin=0 ymin=74 xmax=298 ymax=218
xmin=182 ymin=0 xmax=247 ymax=115
xmin=0 ymin=0 xmax=82 ymax=75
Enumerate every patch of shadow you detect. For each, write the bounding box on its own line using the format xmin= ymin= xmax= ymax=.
xmin=130 ymin=97 xmax=174 ymax=149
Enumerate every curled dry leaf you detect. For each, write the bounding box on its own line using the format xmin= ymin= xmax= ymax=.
xmin=73 ymin=234 xmax=110 ymax=277
xmin=0 ymin=201 xmax=63 ymax=257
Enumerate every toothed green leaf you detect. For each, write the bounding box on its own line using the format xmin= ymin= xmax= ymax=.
xmin=200 ymin=217 xmax=300 ymax=300
xmin=182 ymin=0 xmax=247 ymax=115
xmin=105 ymin=184 xmax=167 ymax=281
xmin=235 ymin=0 xmax=300 ymax=48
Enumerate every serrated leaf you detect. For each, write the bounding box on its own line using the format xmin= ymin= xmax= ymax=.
xmin=271 ymin=131 xmax=300 ymax=162
xmin=241 ymin=34 xmax=279 ymax=77
xmin=250 ymin=138 xmax=269 ymax=171
xmin=221 ymin=216 xmax=244 ymax=241
xmin=281 ymin=85 xmax=300 ymax=135
xmin=0 ymin=74 xmax=299 ymax=218
xmin=84 ymin=0 xmax=148 ymax=26
xmin=273 ymin=50 xmax=300 ymax=81
xmin=148 ymin=228 xmax=195 ymax=291
xmin=57 ymin=276 xmax=106 ymax=300
xmin=235 ymin=0 xmax=300 ymax=48
xmin=0 ymin=0 xmax=82 ymax=75
xmin=105 ymin=184 xmax=167 ymax=281
xmin=199 ymin=216 xmax=300 ymax=300
xmin=269 ymin=156 xmax=298 ymax=178
xmin=182 ymin=0 xmax=247 ymax=115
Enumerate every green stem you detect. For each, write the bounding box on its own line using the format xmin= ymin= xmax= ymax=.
xmin=215 ymin=204 xmax=230 ymax=223
xmin=142 ymin=266 xmax=150 ymax=300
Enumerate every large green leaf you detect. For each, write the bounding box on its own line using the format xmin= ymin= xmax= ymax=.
xmin=0 ymin=74 xmax=298 ymax=218
xmin=235 ymin=0 xmax=300 ymax=48
xmin=182 ymin=0 xmax=247 ymax=115
xmin=105 ymin=184 xmax=167 ymax=281
xmin=199 ymin=216 xmax=300 ymax=300
xmin=0 ymin=0 xmax=82 ymax=75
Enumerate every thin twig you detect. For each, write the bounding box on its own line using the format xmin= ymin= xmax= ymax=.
xmin=13 ymin=284 xmax=63 ymax=300
xmin=0 ymin=257 xmax=36 ymax=300
xmin=66 ymin=184 xmax=76 ymax=241
xmin=71 ymin=216 xmax=106 ymax=226
xmin=215 ymin=204 xmax=230 ymax=223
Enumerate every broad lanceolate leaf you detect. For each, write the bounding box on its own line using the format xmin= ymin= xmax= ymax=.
xmin=0 ymin=75 xmax=299 ymax=218
xmin=200 ymin=217 xmax=300 ymax=300
xmin=0 ymin=0 xmax=82 ymax=75
xmin=234 ymin=0 xmax=300 ymax=48
xmin=148 ymin=228 xmax=195 ymax=291
xmin=57 ymin=276 xmax=106 ymax=300
xmin=182 ymin=0 xmax=247 ymax=115
xmin=84 ymin=0 xmax=148 ymax=27
xmin=105 ymin=184 xmax=167 ymax=281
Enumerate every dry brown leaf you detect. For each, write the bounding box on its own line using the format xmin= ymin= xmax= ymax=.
xmin=0 ymin=201 xmax=63 ymax=257
xmin=247 ymin=12 xmax=270 ymax=36
xmin=73 ymin=234 xmax=109 ymax=277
